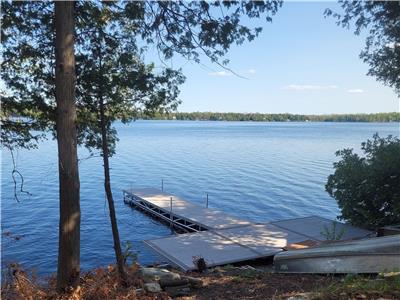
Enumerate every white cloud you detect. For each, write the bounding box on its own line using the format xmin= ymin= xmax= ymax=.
xmin=283 ymin=84 xmax=338 ymax=91
xmin=208 ymin=71 xmax=232 ymax=77
xmin=347 ymin=89 xmax=364 ymax=93
xmin=208 ymin=69 xmax=256 ymax=77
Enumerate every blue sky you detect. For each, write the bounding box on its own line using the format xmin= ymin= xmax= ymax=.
xmin=150 ymin=1 xmax=399 ymax=114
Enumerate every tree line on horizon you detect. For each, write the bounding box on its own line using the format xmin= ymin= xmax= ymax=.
xmin=139 ymin=111 xmax=400 ymax=122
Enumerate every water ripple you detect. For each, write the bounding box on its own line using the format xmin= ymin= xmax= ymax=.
xmin=2 ymin=121 xmax=398 ymax=275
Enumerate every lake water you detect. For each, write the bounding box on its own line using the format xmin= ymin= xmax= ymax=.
xmin=1 ymin=121 xmax=398 ymax=275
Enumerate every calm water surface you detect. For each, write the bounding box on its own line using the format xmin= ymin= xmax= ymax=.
xmin=1 ymin=121 xmax=399 ymax=275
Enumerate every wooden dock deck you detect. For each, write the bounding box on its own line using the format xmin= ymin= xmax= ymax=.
xmin=123 ymin=188 xmax=372 ymax=271
xmin=123 ymin=188 xmax=251 ymax=231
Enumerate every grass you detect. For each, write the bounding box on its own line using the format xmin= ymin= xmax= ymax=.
xmin=314 ymin=273 xmax=400 ymax=299
xmin=232 ymin=269 xmax=264 ymax=282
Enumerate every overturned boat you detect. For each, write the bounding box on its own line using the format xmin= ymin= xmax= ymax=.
xmin=274 ymin=235 xmax=400 ymax=274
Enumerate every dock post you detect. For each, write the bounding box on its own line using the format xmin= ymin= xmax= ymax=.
xmin=206 ymin=193 xmax=209 ymax=208
xmin=170 ymin=196 xmax=173 ymax=228
xmin=161 ymin=179 xmax=164 ymax=192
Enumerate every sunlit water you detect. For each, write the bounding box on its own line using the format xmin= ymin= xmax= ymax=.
xmin=1 ymin=121 xmax=398 ymax=275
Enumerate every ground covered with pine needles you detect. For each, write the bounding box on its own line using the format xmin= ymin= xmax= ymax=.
xmin=2 ymin=263 xmax=400 ymax=300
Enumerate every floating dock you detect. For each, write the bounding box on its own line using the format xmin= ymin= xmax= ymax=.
xmin=123 ymin=188 xmax=251 ymax=232
xmin=123 ymin=188 xmax=373 ymax=271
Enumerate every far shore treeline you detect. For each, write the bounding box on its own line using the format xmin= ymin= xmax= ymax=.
xmin=139 ymin=112 xmax=400 ymax=122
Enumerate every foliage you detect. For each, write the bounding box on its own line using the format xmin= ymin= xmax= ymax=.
xmin=326 ymin=134 xmax=400 ymax=230
xmin=325 ymin=1 xmax=400 ymax=97
xmin=122 ymin=241 xmax=139 ymax=266
xmin=139 ymin=111 xmax=400 ymax=122
xmin=1 ymin=0 xmax=283 ymax=151
xmin=1 ymin=2 xmax=55 ymax=150
xmin=74 ymin=1 xmax=186 ymax=156
xmin=233 ymin=269 xmax=263 ymax=281
xmin=192 ymin=255 xmax=207 ymax=273
xmin=1 ymin=1 xmax=185 ymax=155
xmin=126 ymin=1 xmax=282 ymax=66
xmin=316 ymin=273 xmax=400 ymax=300
xmin=1 ymin=0 xmax=284 ymax=291
xmin=1 ymin=263 xmax=143 ymax=300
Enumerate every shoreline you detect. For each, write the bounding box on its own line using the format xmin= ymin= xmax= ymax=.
xmin=2 ymin=262 xmax=400 ymax=299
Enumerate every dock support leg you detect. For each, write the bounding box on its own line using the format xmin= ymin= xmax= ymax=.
xmin=170 ymin=196 xmax=173 ymax=229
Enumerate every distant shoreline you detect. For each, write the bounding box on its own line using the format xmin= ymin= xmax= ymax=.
xmin=140 ymin=112 xmax=400 ymax=122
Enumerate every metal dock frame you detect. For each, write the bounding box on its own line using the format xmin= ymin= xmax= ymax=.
xmin=123 ymin=190 xmax=208 ymax=233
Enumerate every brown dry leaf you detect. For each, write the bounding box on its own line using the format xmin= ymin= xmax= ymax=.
xmin=69 ymin=286 xmax=82 ymax=300
xmin=130 ymin=263 xmax=140 ymax=273
xmin=96 ymin=268 xmax=106 ymax=277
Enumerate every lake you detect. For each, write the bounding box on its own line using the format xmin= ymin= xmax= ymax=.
xmin=1 ymin=121 xmax=398 ymax=275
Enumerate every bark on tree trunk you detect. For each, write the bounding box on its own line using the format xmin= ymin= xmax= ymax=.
xmin=55 ymin=1 xmax=81 ymax=291
xmin=99 ymin=98 xmax=128 ymax=284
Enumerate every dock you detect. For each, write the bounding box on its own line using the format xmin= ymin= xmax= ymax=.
xmin=123 ymin=188 xmax=251 ymax=232
xmin=123 ymin=188 xmax=373 ymax=271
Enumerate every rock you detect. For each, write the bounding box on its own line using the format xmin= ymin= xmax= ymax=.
xmin=239 ymin=265 xmax=256 ymax=270
xmin=140 ymin=267 xmax=180 ymax=283
xmin=139 ymin=267 xmax=203 ymax=289
xmin=156 ymin=263 xmax=171 ymax=269
xmin=164 ymin=284 xmax=191 ymax=297
xmin=159 ymin=276 xmax=189 ymax=287
xmin=158 ymin=274 xmax=203 ymax=288
xmin=144 ymin=282 xmax=162 ymax=293
xmin=183 ymin=276 xmax=203 ymax=288
xmin=287 ymin=293 xmax=311 ymax=300
xmin=135 ymin=288 xmax=144 ymax=295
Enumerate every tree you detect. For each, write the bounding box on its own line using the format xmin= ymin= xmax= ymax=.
xmin=1 ymin=1 xmax=81 ymax=290
xmin=73 ymin=0 xmax=282 ymax=283
xmin=1 ymin=1 xmax=82 ymax=290
xmin=325 ymin=1 xmax=400 ymax=97
xmin=326 ymin=134 xmax=400 ymax=230
xmin=1 ymin=0 xmax=282 ymax=289
xmin=54 ymin=1 xmax=81 ymax=291
xmin=1 ymin=1 xmax=184 ymax=286
xmin=124 ymin=1 xmax=282 ymax=69
xmin=75 ymin=1 xmax=185 ymax=282
xmin=1 ymin=1 xmax=54 ymax=150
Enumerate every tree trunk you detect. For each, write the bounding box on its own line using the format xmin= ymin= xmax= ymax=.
xmin=99 ymin=97 xmax=128 ymax=284
xmin=55 ymin=1 xmax=81 ymax=291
